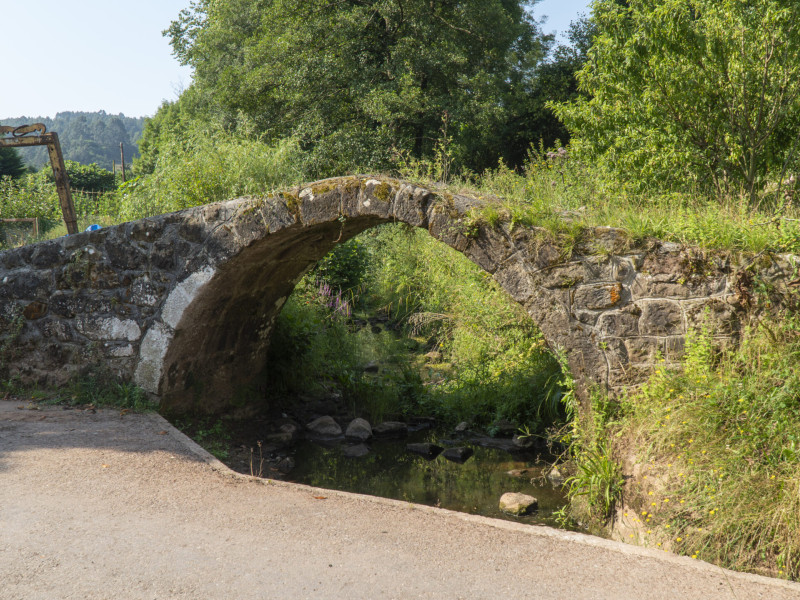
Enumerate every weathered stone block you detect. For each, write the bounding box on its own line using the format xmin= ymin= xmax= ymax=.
xmin=105 ymin=239 xmax=145 ymax=270
xmin=639 ymin=300 xmax=683 ymax=335
xmin=75 ymin=316 xmax=141 ymax=342
xmin=41 ymin=318 xmax=74 ymax=342
xmin=392 ymin=185 xmax=431 ymax=227
xmin=574 ymin=310 xmax=600 ymax=326
xmin=493 ymin=263 xmax=533 ymax=304
xmin=296 ymin=185 xmax=343 ymax=225
xmin=50 ymin=293 xmax=112 ymax=319
xmin=464 ymin=226 xmax=512 ymax=274
xmin=0 ymin=271 xmax=51 ymax=300
xmin=361 ymin=179 xmax=395 ymax=219
xmin=684 ymin=297 xmax=739 ymax=335
xmin=624 ymin=337 xmax=663 ymax=363
xmin=597 ymin=311 xmax=639 ymax=337
xmin=30 ymin=242 xmax=64 ymax=269
xmin=573 ymin=283 xmax=625 ymax=311
xmin=127 ymin=277 xmax=162 ymax=306
xmin=613 ymin=257 xmax=637 ymax=282
xmin=539 ymin=262 xmax=587 ymax=288
xmin=127 ymin=218 xmax=165 ymax=242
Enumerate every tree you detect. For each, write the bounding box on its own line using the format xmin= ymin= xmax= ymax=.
xmin=499 ymin=15 xmax=596 ymax=166
xmin=166 ymin=0 xmax=552 ymax=175
xmin=0 ymin=147 xmax=27 ymax=179
xmin=552 ymin=0 xmax=800 ymax=201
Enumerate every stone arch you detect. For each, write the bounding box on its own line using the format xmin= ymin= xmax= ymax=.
xmin=0 ymin=176 xmax=755 ymax=413
xmin=135 ymin=176 xmax=526 ymax=413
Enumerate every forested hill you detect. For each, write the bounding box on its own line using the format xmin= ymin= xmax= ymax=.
xmin=0 ymin=111 xmax=145 ymax=170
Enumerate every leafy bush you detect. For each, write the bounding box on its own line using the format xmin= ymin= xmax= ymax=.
xmin=118 ymin=130 xmax=309 ymax=221
xmin=36 ymin=160 xmax=117 ymax=193
xmin=552 ymin=0 xmax=800 ymax=201
xmin=313 ymin=238 xmax=372 ymax=296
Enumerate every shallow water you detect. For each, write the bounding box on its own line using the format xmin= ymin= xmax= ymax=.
xmin=287 ymin=429 xmax=567 ymax=527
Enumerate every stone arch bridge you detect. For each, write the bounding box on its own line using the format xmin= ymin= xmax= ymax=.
xmin=0 ymin=176 xmax=791 ymax=414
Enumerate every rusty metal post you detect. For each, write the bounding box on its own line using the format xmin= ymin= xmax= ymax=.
xmin=46 ymin=132 xmax=78 ymax=234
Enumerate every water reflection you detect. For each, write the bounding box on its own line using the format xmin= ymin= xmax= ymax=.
xmin=288 ymin=431 xmax=567 ymax=526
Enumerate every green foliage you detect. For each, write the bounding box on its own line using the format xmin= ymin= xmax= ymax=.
xmin=118 ymin=129 xmax=308 ymax=220
xmin=265 ymin=222 xmax=567 ymax=432
xmin=607 ymin=309 xmax=800 ymax=577
xmin=314 ymin=238 xmax=372 ymax=296
xmin=134 ymin=95 xmax=204 ymax=175
xmin=565 ymin=442 xmax=624 ymax=520
xmin=9 ymin=365 xmax=157 ymax=412
xmin=165 ymin=0 xmax=562 ymax=175
xmin=0 ymin=174 xmax=60 ymax=221
xmin=176 ymin=418 xmax=232 ymax=460
xmin=552 ymin=0 xmax=800 ymax=201
xmin=0 ymin=147 xmax=27 ymax=179
xmin=64 ymin=161 xmax=116 ymax=192
xmin=406 ymin=144 xmax=800 ymax=256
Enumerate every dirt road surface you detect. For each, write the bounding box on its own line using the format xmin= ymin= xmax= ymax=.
xmin=1 ymin=400 xmax=798 ymax=600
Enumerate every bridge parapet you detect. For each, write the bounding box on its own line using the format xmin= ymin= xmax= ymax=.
xmin=0 ymin=176 xmax=794 ymax=413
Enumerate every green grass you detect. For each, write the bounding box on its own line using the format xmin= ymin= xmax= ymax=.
xmin=399 ymin=150 xmax=800 ymax=256
xmin=2 ymin=368 xmax=156 ymax=413
xmin=594 ymin=313 xmax=800 ymax=579
xmin=174 ymin=418 xmax=232 ymax=460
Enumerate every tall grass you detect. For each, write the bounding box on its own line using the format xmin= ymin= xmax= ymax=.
xmin=367 ymin=224 xmax=564 ymax=430
xmin=119 ymin=131 xmax=309 ymax=221
xmin=400 ymin=147 xmax=800 ymax=256
xmin=607 ymin=313 xmax=800 ymax=578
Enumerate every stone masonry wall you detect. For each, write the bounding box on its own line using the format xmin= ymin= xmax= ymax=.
xmin=1 ymin=176 xmax=796 ymax=413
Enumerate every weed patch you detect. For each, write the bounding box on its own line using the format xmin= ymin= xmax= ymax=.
xmin=602 ymin=315 xmax=800 ymax=579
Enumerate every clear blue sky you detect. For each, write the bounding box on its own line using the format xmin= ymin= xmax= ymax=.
xmin=0 ymin=0 xmax=592 ymax=120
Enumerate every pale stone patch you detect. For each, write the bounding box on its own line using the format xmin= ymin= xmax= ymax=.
xmin=134 ymin=322 xmax=173 ymax=394
xmin=161 ymin=267 xmax=215 ymax=329
xmin=107 ymin=344 xmax=134 ymax=358
xmin=76 ymin=316 xmax=141 ymax=342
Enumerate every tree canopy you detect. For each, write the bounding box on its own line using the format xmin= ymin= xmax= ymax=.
xmin=165 ymin=0 xmax=567 ymax=174
xmin=0 ymin=112 xmax=145 ymax=171
xmin=552 ymin=0 xmax=800 ymax=200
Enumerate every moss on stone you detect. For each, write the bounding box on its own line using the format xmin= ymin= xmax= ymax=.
xmin=311 ymin=182 xmax=337 ymax=196
xmin=374 ymin=182 xmax=392 ymax=202
xmin=282 ymin=192 xmax=301 ymax=217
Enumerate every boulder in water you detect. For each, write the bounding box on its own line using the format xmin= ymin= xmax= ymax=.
xmin=345 ymin=418 xmax=372 ymax=442
xmin=306 ymin=416 xmax=342 ymax=437
xmin=499 ymin=492 xmax=538 ymax=516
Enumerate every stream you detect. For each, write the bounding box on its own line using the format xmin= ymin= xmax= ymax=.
xmin=230 ymin=423 xmax=568 ymax=527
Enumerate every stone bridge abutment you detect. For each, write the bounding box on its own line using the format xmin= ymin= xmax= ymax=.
xmin=1 ymin=176 xmax=792 ymax=413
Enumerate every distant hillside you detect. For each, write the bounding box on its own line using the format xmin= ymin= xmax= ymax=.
xmin=0 ymin=111 xmax=145 ymax=170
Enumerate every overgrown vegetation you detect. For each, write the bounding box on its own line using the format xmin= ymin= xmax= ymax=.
xmin=555 ymin=303 xmax=800 ymax=579
xmin=1 ymin=366 xmax=156 ymax=413
xmin=265 ymin=224 xmax=566 ymax=433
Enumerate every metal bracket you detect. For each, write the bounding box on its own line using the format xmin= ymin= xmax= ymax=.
xmin=0 ymin=123 xmax=78 ymax=235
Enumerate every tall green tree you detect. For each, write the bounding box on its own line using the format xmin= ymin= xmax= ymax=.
xmin=0 ymin=147 xmax=27 ymax=179
xmin=552 ymin=0 xmax=800 ymax=201
xmin=166 ymin=0 xmax=551 ymax=174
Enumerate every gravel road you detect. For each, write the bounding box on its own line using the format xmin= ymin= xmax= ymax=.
xmin=1 ymin=400 xmax=798 ymax=600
